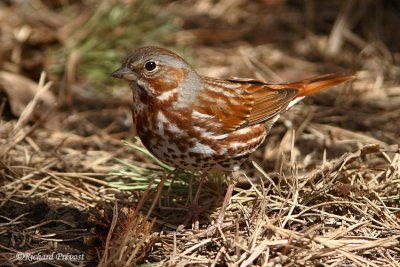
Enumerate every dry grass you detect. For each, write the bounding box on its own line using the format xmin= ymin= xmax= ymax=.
xmin=1 ymin=1 xmax=400 ymax=266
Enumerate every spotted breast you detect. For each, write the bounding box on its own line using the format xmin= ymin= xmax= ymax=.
xmin=112 ymin=46 xmax=355 ymax=173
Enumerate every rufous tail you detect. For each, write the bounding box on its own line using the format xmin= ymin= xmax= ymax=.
xmin=294 ymin=73 xmax=355 ymax=97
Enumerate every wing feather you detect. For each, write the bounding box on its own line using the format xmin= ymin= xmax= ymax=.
xmin=193 ymin=77 xmax=298 ymax=133
xmin=192 ymin=74 xmax=354 ymax=133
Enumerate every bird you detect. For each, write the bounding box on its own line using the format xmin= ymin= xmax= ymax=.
xmin=112 ymin=46 xmax=355 ymax=233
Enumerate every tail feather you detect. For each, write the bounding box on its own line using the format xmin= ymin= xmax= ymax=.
xmin=295 ymin=73 xmax=356 ymax=97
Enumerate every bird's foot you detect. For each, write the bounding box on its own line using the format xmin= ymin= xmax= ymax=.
xmin=176 ymin=203 xmax=205 ymax=231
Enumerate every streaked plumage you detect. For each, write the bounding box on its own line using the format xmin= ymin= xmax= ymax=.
xmin=112 ymin=47 xmax=354 ymax=173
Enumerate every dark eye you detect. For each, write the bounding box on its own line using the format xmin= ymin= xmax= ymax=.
xmin=144 ymin=61 xmax=157 ymax=72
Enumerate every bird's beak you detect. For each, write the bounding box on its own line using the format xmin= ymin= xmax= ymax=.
xmin=111 ymin=66 xmax=137 ymax=81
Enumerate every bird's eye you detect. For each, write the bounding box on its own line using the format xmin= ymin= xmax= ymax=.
xmin=144 ymin=61 xmax=157 ymax=72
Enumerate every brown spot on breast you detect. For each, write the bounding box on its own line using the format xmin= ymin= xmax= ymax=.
xmin=177 ymin=142 xmax=188 ymax=153
xmin=221 ymin=163 xmax=233 ymax=168
xmin=188 ymin=152 xmax=201 ymax=159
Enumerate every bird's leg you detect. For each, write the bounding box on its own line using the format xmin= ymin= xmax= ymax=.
xmin=177 ymin=172 xmax=207 ymax=231
xmin=191 ymin=172 xmax=206 ymax=213
xmin=215 ymin=173 xmax=237 ymax=226
xmin=196 ymin=171 xmax=239 ymax=236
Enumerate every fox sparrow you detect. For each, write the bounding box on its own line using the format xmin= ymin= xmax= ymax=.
xmin=112 ymin=46 xmax=354 ymax=231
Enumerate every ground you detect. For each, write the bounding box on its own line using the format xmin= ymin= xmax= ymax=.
xmin=0 ymin=1 xmax=399 ymax=266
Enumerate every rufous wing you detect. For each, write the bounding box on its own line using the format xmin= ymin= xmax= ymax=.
xmin=193 ymin=73 xmax=355 ymax=133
